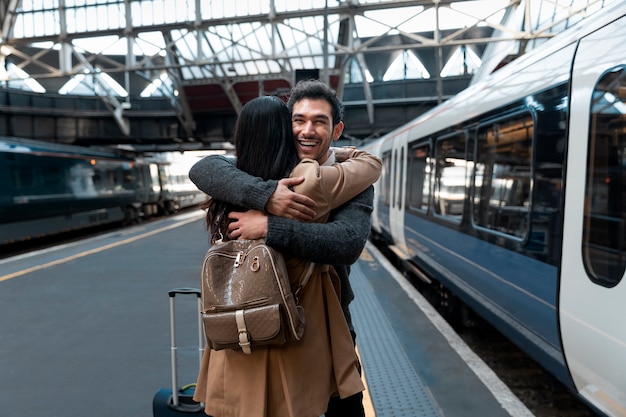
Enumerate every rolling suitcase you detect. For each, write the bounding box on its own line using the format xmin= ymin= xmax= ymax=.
xmin=153 ymin=287 xmax=207 ymax=416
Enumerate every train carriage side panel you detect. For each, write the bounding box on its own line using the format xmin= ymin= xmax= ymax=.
xmin=0 ymin=138 xmax=138 ymax=244
xmin=392 ymin=44 xmax=578 ymax=387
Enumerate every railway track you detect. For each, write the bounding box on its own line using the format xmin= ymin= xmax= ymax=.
xmin=450 ymin=315 xmax=596 ymax=417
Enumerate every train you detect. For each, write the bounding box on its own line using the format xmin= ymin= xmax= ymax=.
xmin=0 ymin=137 xmax=206 ymax=245
xmin=366 ymin=2 xmax=626 ymax=416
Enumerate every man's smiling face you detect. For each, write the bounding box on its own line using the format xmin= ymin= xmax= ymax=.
xmin=291 ymin=98 xmax=344 ymax=165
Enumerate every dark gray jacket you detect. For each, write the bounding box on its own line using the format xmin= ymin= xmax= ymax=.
xmin=188 ymin=155 xmax=374 ymax=334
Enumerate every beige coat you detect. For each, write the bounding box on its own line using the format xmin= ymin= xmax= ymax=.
xmin=194 ymin=149 xmax=382 ymax=417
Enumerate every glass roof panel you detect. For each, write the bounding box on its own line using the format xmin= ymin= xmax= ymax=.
xmin=383 ymin=51 xmax=430 ymax=81
xmin=267 ymin=60 xmax=283 ymax=73
xmin=73 ymin=35 xmax=125 ymax=55
xmin=141 ymin=73 xmax=172 ymax=97
xmin=346 ymin=58 xmax=374 ymax=83
xmin=441 ymin=46 xmax=482 ymax=77
xmin=173 ymin=32 xmax=196 ymax=63
xmin=135 ymin=32 xmax=167 ymax=57
xmin=5 ymin=63 xmax=46 ymax=92
xmin=275 ymin=0 xmax=342 ymax=12
xmin=14 ymin=8 xmax=57 ymax=37
xmin=198 ymin=0 xmax=271 ymax=19
xmin=359 ymin=7 xmax=426 ymax=37
xmin=4 ymin=0 xmax=618 ymax=97
xmin=450 ymin=0 xmax=509 ymax=26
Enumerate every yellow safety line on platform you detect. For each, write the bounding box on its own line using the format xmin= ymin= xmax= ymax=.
xmin=356 ymin=346 xmax=376 ymax=417
xmin=0 ymin=216 xmax=201 ymax=283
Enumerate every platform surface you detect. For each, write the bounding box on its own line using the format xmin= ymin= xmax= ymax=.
xmin=351 ymin=242 xmax=532 ymax=416
xmin=0 ymin=212 xmax=533 ymax=417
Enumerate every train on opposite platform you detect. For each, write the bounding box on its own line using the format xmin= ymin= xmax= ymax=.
xmin=367 ymin=2 xmax=626 ymax=416
xmin=0 ymin=137 xmax=206 ymax=245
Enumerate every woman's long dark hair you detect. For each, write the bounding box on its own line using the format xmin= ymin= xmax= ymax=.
xmin=235 ymin=96 xmax=298 ymax=180
xmin=205 ymin=96 xmax=298 ymax=240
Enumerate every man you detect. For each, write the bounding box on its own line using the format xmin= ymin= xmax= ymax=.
xmin=188 ymin=79 xmax=372 ymax=416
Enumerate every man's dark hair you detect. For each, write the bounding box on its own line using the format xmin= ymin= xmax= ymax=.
xmin=287 ymin=79 xmax=344 ymax=126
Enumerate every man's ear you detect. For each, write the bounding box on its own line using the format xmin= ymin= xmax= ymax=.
xmin=332 ymin=121 xmax=344 ymax=141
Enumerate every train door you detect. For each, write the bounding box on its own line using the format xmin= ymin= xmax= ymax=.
xmin=559 ymin=13 xmax=626 ymax=416
xmin=367 ymin=139 xmax=384 ymax=236
xmin=389 ymin=131 xmax=408 ymax=256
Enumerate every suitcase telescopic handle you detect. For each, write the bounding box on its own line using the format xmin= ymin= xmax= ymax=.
xmin=168 ymin=287 xmax=204 ymax=408
xmin=168 ymin=287 xmax=201 ymax=297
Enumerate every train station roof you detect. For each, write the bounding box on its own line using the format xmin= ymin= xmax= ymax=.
xmin=0 ymin=0 xmax=618 ymax=150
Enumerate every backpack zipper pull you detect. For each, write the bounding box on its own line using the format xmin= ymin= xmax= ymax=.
xmin=234 ymin=251 xmax=244 ymax=268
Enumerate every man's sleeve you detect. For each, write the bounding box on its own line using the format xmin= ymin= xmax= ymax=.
xmin=265 ymin=186 xmax=374 ymax=266
xmin=188 ymin=155 xmax=278 ymax=211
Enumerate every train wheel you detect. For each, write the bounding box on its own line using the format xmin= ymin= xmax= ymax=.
xmin=164 ymin=200 xmax=179 ymax=215
xmin=124 ymin=206 xmax=139 ymax=225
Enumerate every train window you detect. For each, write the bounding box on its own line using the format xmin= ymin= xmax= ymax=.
xmin=434 ymin=134 xmax=466 ymax=220
xmin=472 ymin=111 xmax=533 ymax=239
xmin=42 ymin=166 xmax=66 ymax=193
xmin=11 ymin=167 xmax=34 ymax=191
xmin=122 ymin=167 xmax=136 ymax=190
xmin=583 ymin=66 xmax=626 ymax=287
xmin=92 ymin=170 xmax=103 ymax=190
xmin=406 ymin=142 xmax=431 ymax=213
xmin=381 ymin=151 xmax=391 ymax=206
xmin=93 ymin=167 xmax=116 ymax=192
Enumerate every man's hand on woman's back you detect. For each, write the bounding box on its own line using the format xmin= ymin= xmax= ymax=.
xmin=265 ymin=176 xmax=317 ymax=221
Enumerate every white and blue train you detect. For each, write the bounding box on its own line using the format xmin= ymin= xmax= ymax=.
xmin=367 ymin=3 xmax=626 ymax=416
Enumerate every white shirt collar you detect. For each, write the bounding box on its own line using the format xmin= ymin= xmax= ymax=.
xmin=322 ymin=149 xmax=335 ymax=166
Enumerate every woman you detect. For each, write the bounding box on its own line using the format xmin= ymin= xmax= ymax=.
xmin=194 ymin=95 xmax=381 ymax=417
